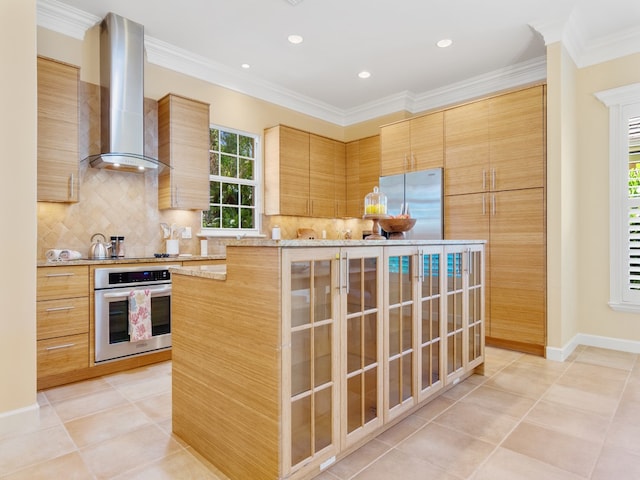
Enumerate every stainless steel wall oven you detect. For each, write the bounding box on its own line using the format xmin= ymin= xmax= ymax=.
xmin=94 ymin=265 xmax=176 ymax=363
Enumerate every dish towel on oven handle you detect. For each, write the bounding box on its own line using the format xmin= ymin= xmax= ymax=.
xmin=129 ymin=289 xmax=152 ymax=342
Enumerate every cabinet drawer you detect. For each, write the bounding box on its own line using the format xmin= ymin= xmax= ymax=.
xmin=37 ymin=266 xmax=89 ymax=300
xmin=37 ymin=297 xmax=88 ymax=340
xmin=37 ymin=333 xmax=88 ymax=378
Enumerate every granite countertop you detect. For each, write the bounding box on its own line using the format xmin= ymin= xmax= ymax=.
xmin=37 ymin=254 xmax=226 ymax=267
xmin=223 ymin=239 xmax=486 ymax=247
xmin=170 ymin=264 xmax=227 ymax=281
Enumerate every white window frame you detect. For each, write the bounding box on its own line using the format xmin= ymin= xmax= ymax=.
xmin=595 ymin=83 xmax=640 ymax=312
xmin=200 ymin=125 xmax=264 ymax=238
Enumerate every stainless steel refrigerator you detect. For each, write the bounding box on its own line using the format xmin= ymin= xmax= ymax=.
xmin=379 ymin=168 xmax=443 ymax=240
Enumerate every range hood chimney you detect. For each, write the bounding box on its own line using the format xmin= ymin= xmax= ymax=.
xmin=85 ymin=12 xmax=165 ymax=172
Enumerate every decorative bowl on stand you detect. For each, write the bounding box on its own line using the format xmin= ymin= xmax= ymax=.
xmin=378 ymin=217 xmax=417 ymax=239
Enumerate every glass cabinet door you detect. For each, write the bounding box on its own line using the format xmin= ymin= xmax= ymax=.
xmin=284 ymin=249 xmax=339 ymax=473
xmin=445 ymin=249 xmax=464 ymax=380
xmin=385 ymin=247 xmax=416 ymax=419
xmin=342 ymin=246 xmax=384 ymax=446
xmin=418 ymin=247 xmax=444 ymax=401
xmin=467 ymin=246 xmax=484 ymax=368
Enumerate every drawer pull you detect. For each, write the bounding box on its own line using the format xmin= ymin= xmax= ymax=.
xmin=45 ymin=273 xmax=75 ymax=277
xmin=45 ymin=306 xmax=75 ymax=312
xmin=45 ymin=343 xmax=76 ymax=351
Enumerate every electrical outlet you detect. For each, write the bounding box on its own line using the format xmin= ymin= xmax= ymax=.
xmin=182 ymin=227 xmax=192 ymax=239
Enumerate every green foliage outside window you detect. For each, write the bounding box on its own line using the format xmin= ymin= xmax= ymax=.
xmin=202 ymin=127 xmax=258 ymax=230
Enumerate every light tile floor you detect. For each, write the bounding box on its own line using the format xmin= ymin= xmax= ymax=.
xmin=1 ymin=345 xmax=639 ymax=479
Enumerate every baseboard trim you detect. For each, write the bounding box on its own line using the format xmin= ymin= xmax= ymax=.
xmin=0 ymin=402 xmax=40 ymax=436
xmin=546 ymin=333 xmax=640 ymax=362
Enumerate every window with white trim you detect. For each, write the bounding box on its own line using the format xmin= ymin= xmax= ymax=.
xmin=201 ymin=126 xmax=261 ymax=236
xmin=596 ymin=83 xmax=640 ymax=312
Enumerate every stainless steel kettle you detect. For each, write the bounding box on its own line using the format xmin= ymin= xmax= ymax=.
xmin=89 ymin=233 xmax=112 ymax=259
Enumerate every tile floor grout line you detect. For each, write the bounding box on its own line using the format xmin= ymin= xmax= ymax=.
xmin=461 ymin=350 xmax=583 ymax=480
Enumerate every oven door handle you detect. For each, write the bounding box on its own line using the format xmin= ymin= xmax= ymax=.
xmin=102 ymin=286 xmax=172 ymax=299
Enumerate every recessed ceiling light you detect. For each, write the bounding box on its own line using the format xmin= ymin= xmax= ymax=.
xmin=436 ymin=38 xmax=453 ymax=48
xmin=241 ymin=63 xmax=251 ymax=69
xmin=358 ymin=71 xmax=371 ymax=79
xmin=288 ymin=34 xmax=304 ymax=45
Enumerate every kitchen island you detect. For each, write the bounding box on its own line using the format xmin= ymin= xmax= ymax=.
xmin=170 ymin=239 xmax=485 ymax=480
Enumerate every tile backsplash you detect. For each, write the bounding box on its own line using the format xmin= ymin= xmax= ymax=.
xmin=37 ymin=163 xmax=204 ymax=259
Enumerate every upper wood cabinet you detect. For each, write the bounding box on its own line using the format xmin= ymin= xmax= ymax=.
xmin=346 ymin=135 xmax=381 ymax=217
xmin=444 ymin=85 xmax=545 ymax=196
xmin=380 ymin=111 xmax=444 ymax=176
xmin=265 ymin=125 xmax=347 ymax=218
xmin=158 ymin=93 xmax=210 ymax=210
xmin=37 ymin=56 xmax=80 ymax=203
xmin=265 ymin=125 xmax=310 ymax=216
xmin=310 ymin=134 xmax=346 ymax=218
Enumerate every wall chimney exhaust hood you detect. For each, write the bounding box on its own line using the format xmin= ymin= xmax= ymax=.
xmin=84 ymin=12 xmax=168 ymax=172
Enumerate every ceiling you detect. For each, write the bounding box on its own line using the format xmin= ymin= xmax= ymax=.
xmin=37 ymin=0 xmax=640 ymax=125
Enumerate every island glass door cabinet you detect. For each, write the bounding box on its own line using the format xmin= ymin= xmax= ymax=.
xmin=384 ymin=245 xmax=445 ymax=421
xmin=281 ymin=246 xmax=384 ymax=476
xmin=341 ymin=246 xmax=384 ymax=449
xmin=444 ymin=244 xmax=485 ymax=386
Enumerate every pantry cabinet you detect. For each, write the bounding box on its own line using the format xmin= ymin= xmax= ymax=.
xmin=380 ymin=111 xmax=444 ymax=176
xmin=158 ymin=93 xmax=210 ymax=210
xmin=346 ymin=135 xmax=381 ymax=217
xmin=37 ymin=56 xmax=80 ymax=203
xmin=444 ymin=85 xmax=546 ymax=355
xmin=36 ymin=266 xmax=89 ymax=381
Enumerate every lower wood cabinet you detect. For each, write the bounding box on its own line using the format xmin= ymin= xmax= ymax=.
xmin=36 ymin=266 xmax=89 ymax=382
xmin=171 ymin=242 xmax=484 ymax=480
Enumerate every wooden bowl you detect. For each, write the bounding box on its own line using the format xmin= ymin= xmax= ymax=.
xmin=378 ymin=217 xmax=417 ymax=233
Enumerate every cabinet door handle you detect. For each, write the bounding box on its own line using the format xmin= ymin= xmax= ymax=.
xmin=482 ymin=170 xmax=486 ymax=190
xmin=69 ymin=173 xmax=75 ymax=200
xmin=345 ymin=251 xmax=350 ymax=295
xmin=492 ymin=194 xmax=496 ymax=216
xmin=45 ymin=306 xmax=75 ymax=312
xmin=491 ymin=169 xmax=496 ymax=190
xmin=482 ymin=194 xmax=486 ymax=216
xmin=45 ymin=272 xmax=75 ymax=277
xmin=416 ymin=252 xmax=424 ymax=282
xmin=45 ymin=343 xmax=76 ymax=351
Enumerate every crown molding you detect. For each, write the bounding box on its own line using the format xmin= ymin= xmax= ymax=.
xmin=37 ymin=0 xmax=546 ymax=126
xmin=36 ymin=0 xmax=98 ymax=40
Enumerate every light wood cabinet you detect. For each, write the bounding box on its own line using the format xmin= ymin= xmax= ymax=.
xmin=444 ymin=85 xmax=545 ymax=196
xmin=158 ymin=93 xmax=210 ymax=210
xmin=172 ymin=242 xmax=483 ymax=480
xmin=346 ymin=135 xmax=381 ymax=217
xmin=310 ymin=134 xmax=346 ymax=217
xmin=265 ymin=125 xmax=348 ymax=218
xmin=36 ymin=266 xmax=89 ymax=380
xmin=445 ymin=189 xmax=545 ymax=354
xmin=37 ymin=56 xmax=79 ymax=203
xmin=444 ymin=85 xmax=546 ymax=355
xmin=265 ymin=125 xmax=310 ymax=216
xmin=380 ymin=111 xmax=444 ymax=176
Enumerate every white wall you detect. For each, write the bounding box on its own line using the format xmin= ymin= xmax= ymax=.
xmin=0 ymin=0 xmax=38 ymax=421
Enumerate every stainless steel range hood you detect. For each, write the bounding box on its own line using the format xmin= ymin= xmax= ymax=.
xmin=85 ymin=13 xmax=166 ymax=172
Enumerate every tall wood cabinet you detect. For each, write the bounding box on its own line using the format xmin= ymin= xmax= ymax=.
xmin=380 ymin=111 xmax=444 ymax=176
xmin=346 ymin=135 xmax=381 ymax=217
xmin=37 ymin=56 xmax=80 ymax=203
xmin=158 ymin=93 xmax=210 ymax=210
xmin=444 ymin=85 xmax=546 ymax=355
